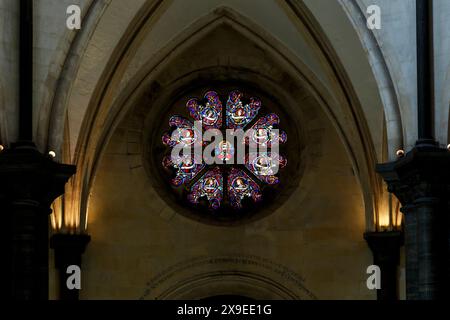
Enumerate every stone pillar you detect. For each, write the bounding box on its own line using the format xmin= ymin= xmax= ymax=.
xmin=0 ymin=142 xmax=76 ymax=300
xmin=364 ymin=231 xmax=403 ymax=300
xmin=377 ymin=145 xmax=450 ymax=300
xmin=50 ymin=234 xmax=91 ymax=300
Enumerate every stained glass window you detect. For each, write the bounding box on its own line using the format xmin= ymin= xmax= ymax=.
xmin=162 ymin=90 xmax=287 ymax=212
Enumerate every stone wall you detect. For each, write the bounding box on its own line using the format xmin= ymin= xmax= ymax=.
xmin=80 ymin=87 xmax=375 ymax=299
xmin=4 ymin=0 xmax=449 ymax=299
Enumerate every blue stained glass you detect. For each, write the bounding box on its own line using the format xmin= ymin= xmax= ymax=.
xmin=228 ymin=168 xmax=262 ymax=209
xmin=188 ymin=167 xmax=223 ymax=210
xmin=226 ymin=90 xmax=261 ymax=129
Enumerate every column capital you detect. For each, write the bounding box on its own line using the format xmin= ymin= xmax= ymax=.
xmin=376 ymin=145 xmax=450 ymax=206
xmin=364 ymin=231 xmax=404 ymax=251
xmin=50 ymin=233 xmax=91 ymax=269
xmin=364 ymin=231 xmax=403 ymax=263
xmin=0 ymin=142 xmax=76 ymax=207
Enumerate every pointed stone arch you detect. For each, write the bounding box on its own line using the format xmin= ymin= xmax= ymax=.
xmin=43 ymin=0 xmax=407 ymax=233
xmin=139 ymin=255 xmax=317 ymax=300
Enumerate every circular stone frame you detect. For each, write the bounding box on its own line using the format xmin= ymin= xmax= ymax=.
xmin=143 ymin=74 xmax=306 ymax=226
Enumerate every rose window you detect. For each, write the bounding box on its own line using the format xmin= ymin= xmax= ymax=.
xmin=162 ymin=90 xmax=287 ymax=212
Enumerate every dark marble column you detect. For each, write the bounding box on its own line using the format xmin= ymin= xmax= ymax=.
xmin=364 ymin=231 xmax=403 ymax=300
xmin=50 ymin=233 xmax=91 ymax=300
xmin=0 ymin=142 xmax=76 ymax=300
xmin=377 ymin=145 xmax=450 ymax=300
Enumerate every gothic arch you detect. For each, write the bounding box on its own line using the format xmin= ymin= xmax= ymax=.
xmin=42 ymin=0 xmax=407 ymax=233
xmin=337 ymin=0 xmax=404 ymax=157
xmin=35 ymin=0 xmax=109 ymax=153
xmin=139 ymin=255 xmax=317 ymax=300
xmin=80 ymin=6 xmax=377 ymax=232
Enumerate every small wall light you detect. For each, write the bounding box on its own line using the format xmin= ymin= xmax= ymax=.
xmin=447 ymin=144 xmax=450 ymax=151
xmin=48 ymin=151 xmax=56 ymax=159
xmin=396 ymin=149 xmax=405 ymax=158
xmin=0 ymin=145 xmax=4 ymax=152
